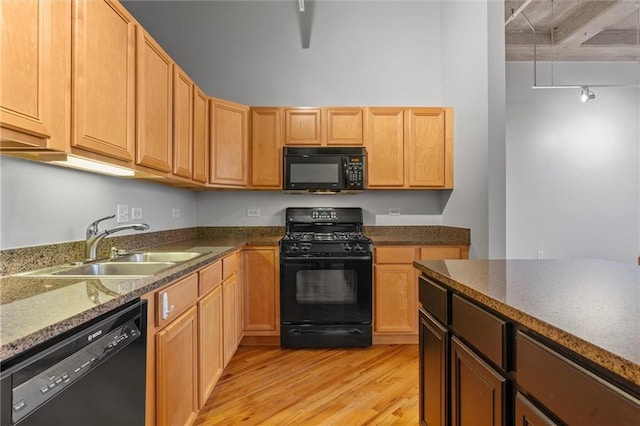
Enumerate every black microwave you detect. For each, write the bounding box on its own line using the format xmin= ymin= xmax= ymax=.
xmin=283 ymin=147 xmax=367 ymax=192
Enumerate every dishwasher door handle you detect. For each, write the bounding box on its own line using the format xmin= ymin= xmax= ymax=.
xmin=161 ymin=292 xmax=174 ymax=320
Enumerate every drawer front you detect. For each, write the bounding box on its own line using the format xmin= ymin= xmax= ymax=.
xmin=418 ymin=276 xmax=449 ymax=325
xmin=451 ymin=294 xmax=506 ymax=370
xmin=222 ymin=252 xmax=238 ymax=280
xmin=199 ymin=260 xmax=222 ymax=296
xmin=156 ymin=273 xmax=199 ymax=327
xmin=375 ymin=246 xmax=416 ymax=264
xmin=420 ymin=246 xmax=463 ymax=260
xmin=517 ymin=332 xmax=640 ymax=425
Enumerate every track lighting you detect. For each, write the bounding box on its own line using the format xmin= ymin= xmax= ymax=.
xmin=580 ymin=86 xmax=595 ymax=103
xmin=298 ymin=0 xmax=304 ymax=12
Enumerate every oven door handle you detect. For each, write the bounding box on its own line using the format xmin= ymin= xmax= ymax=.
xmin=280 ymin=255 xmax=372 ymax=262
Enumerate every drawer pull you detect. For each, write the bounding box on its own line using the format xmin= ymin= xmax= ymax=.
xmin=161 ymin=292 xmax=175 ymax=320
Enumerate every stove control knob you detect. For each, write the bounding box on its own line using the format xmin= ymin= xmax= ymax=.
xmin=343 ymin=243 xmax=352 ymax=252
xmin=301 ymin=244 xmax=310 ymax=253
xmin=290 ymin=244 xmax=299 ymax=253
xmin=354 ymin=243 xmax=363 ymax=252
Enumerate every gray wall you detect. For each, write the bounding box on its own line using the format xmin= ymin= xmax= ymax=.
xmin=506 ymin=62 xmax=640 ymax=264
xmin=0 ymin=157 xmax=196 ymax=249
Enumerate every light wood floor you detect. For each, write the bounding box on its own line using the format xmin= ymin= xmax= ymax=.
xmin=194 ymin=344 xmax=419 ymax=425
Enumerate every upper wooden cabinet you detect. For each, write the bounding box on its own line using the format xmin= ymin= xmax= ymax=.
xmin=365 ymin=107 xmax=453 ymax=189
xmin=283 ymin=107 xmax=364 ymax=147
xmin=210 ymin=98 xmax=249 ymax=187
xmin=192 ymin=87 xmax=209 ymax=183
xmin=172 ymin=65 xmax=194 ymax=179
xmin=136 ymin=29 xmax=173 ymax=173
xmin=364 ymin=108 xmax=405 ymax=187
xmin=0 ymin=0 xmax=69 ymax=151
xmin=71 ymin=0 xmax=136 ymax=163
xmin=284 ymin=108 xmax=322 ymax=145
xmin=250 ymin=107 xmax=282 ymax=189
xmin=325 ymin=108 xmax=363 ymax=146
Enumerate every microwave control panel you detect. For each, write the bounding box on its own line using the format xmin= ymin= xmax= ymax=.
xmin=345 ymin=157 xmax=364 ymax=188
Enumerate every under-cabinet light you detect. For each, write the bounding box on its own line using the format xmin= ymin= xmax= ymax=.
xmin=48 ymin=155 xmax=135 ymax=177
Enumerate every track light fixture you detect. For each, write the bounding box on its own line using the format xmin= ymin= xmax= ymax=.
xmin=580 ymin=86 xmax=595 ymax=103
xmin=298 ymin=0 xmax=304 ymax=12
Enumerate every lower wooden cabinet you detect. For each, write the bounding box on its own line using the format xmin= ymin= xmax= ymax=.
xmin=514 ymin=392 xmax=556 ymax=426
xmin=144 ymin=250 xmax=241 ymax=426
xmin=156 ymin=306 xmax=199 ymax=426
xmin=242 ymin=246 xmax=279 ymax=340
xmin=451 ymin=336 xmax=506 ymax=426
xmin=419 ymin=309 xmax=448 ymax=426
xmin=198 ymin=285 xmax=223 ymax=407
xmin=374 ymin=245 xmax=467 ymax=344
xmin=222 ymin=274 xmax=238 ymax=367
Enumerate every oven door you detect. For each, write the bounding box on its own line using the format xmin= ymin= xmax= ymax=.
xmin=280 ymin=255 xmax=372 ymax=325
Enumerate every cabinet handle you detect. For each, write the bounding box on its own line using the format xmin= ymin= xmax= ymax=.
xmin=162 ymin=292 xmax=175 ymax=320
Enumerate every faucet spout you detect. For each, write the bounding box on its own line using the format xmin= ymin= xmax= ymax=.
xmin=85 ymin=216 xmax=150 ymax=261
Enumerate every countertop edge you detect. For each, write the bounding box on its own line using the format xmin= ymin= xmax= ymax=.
xmin=413 ymin=262 xmax=640 ymax=388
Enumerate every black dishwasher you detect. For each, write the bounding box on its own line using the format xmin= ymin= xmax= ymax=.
xmin=1 ymin=299 xmax=147 ymax=426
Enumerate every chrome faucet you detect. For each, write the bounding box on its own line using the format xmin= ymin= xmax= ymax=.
xmin=85 ymin=214 xmax=150 ymax=261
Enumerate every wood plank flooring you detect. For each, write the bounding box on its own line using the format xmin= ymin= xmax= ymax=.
xmin=194 ymin=344 xmax=419 ymax=425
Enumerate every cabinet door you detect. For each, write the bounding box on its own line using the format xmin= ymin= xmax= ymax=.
xmin=198 ymin=286 xmax=223 ymax=407
xmin=515 ymin=393 xmax=557 ymax=426
xmin=210 ymin=98 xmax=249 ymax=186
xmin=250 ymin=108 xmax=282 ymax=188
xmin=405 ymin=108 xmax=449 ymax=188
xmin=235 ymin=257 xmax=244 ymax=344
xmin=451 ymin=336 xmax=506 ymax=426
xmin=364 ymin=108 xmax=404 ymax=187
xmin=325 ymin=108 xmax=363 ymax=145
xmin=0 ymin=0 xmax=52 ymax=147
xmin=420 ymin=310 xmax=448 ymax=426
xmin=156 ymin=306 xmax=199 ymax=426
xmin=284 ymin=108 xmax=322 ymax=145
xmin=222 ymin=275 xmax=237 ymax=367
xmin=242 ymin=247 xmax=279 ymax=335
xmin=192 ymin=87 xmax=209 ymax=183
xmin=172 ymin=65 xmax=193 ymax=179
xmin=72 ymin=0 xmax=135 ymax=162
xmin=136 ymin=30 xmax=172 ymax=172
xmin=374 ymin=263 xmax=417 ymax=334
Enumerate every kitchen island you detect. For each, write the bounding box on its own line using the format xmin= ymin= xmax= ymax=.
xmin=414 ymin=259 xmax=640 ymax=425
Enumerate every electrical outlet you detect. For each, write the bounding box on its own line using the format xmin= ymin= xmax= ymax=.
xmin=131 ymin=207 xmax=143 ymax=220
xmin=116 ymin=204 xmax=129 ymax=223
xmin=247 ymin=209 xmax=261 ymax=217
xmin=172 ymin=208 xmax=181 ymax=218
xmin=388 ymin=208 xmax=401 ymax=216
xmin=537 ymin=250 xmax=544 ymax=260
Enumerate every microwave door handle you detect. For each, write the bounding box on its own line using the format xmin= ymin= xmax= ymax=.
xmin=342 ymin=157 xmax=349 ymax=184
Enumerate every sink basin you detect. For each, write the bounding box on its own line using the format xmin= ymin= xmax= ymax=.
xmin=113 ymin=251 xmax=204 ymax=263
xmin=52 ymin=262 xmax=175 ymax=277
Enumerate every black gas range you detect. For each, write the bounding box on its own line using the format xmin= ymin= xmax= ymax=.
xmin=279 ymin=207 xmax=373 ymax=348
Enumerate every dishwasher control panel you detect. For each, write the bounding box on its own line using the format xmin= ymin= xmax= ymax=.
xmin=11 ymin=321 xmax=140 ymax=423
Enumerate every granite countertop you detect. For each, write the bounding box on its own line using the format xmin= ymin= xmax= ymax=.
xmin=0 ymin=237 xmax=264 ymax=362
xmin=413 ymin=259 xmax=640 ymax=387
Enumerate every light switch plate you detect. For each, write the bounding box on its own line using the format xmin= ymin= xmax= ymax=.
xmin=388 ymin=208 xmax=401 ymax=216
xmin=117 ymin=204 xmax=129 ymax=223
xmin=247 ymin=209 xmax=261 ymax=217
xmin=131 ymin=207 xmax=143 ymax=220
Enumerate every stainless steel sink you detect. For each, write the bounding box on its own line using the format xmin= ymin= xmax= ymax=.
xmin=17 ymin=261 xmax=176 ymax=278
xmin=113 ymin=251 xmax=204 ymax=263
xmin=52 ymin=262 xmax=175 ymax=277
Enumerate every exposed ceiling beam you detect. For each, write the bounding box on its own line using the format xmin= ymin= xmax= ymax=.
xmin=554 ymin=1 xmax=638 ymax=47
xmin=505 ymin=0 xmax=535 ymax=27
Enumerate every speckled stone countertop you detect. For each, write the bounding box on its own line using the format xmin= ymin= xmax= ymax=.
xmin=413 ymin=259 xmax=640 ymax=387
xmin=365 ymin=225 xmax=470 ymax=245
xmin=0 ymin=237 xmax=271 ymax=362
